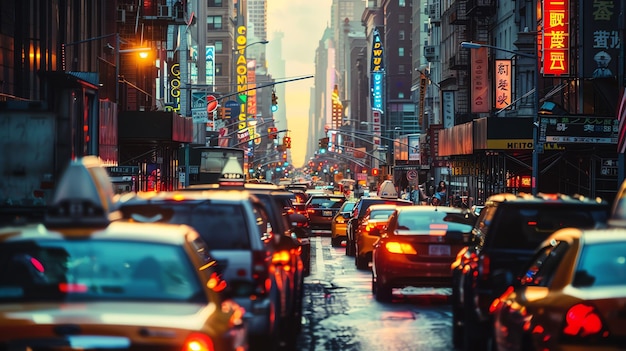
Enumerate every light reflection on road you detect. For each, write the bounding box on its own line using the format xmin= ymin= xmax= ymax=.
xmin=298 ymin=236 xmax=455 ymax=351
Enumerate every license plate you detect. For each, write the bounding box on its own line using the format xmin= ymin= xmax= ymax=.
xmin=322 ymin=211 xmax=333 ymax=217
xmin=429 ymin=244 xmax=450 ymax=256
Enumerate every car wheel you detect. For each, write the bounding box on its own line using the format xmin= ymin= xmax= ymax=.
xmin=331 ymin=236 xmax=342 ymax=247
xmin=373 ymin=274 xmax=392 ymax=302
xmin=452 ymin=299 xmax=464 ymax=348
xmin=463 ymin=294 xmax=487 ymax=351
xmin=355 ymin=253 xmax=369 ymax=270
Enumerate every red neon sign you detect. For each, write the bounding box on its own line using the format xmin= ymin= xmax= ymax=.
xmin=542 ymin=0 xmax=570 ymax=76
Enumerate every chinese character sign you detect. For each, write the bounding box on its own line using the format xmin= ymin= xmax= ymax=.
xmin=494 ymin=59 xmax=512 ymax=110
xmin=471 ymin=46 xmax=489 ymax=113
xmin=542 ymin=0 xmax=570 ymax=76
xmin=582 ymin=0 xmax=619 ymax=78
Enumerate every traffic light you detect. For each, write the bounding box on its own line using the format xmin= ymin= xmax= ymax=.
xmin=271 ymin=91 xmax=278 ymax=112
xmin=267 ymin=127 xmax=278 ymax=139
xmin=319 ymin=137 xmax=329 ymax=149
xmin=283 ymin=136 xmax=291 ymax=149
xmin=371 ymin=168 xmax=380 ymax=176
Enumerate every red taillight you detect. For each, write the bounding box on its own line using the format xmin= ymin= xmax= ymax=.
xmin=563 ymin=304 xmax=606 ymax=338
xmin=252 ymin=250 xmax=271 ymax=295
xmin=58 ymin=283 xmax=88 ymax=293
xmin=182 ymin=332 xmax=215 ymax=351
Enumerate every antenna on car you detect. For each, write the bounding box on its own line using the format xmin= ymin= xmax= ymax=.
xmin=44 ymin=156 xmax=121 ymax=228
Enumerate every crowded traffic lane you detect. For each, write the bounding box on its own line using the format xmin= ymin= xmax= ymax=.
xmin=297 ymin=236 xmax=454 ymax=351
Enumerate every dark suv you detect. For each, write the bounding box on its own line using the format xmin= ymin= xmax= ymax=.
xmin=345 ymin=196 xmax=413 ymax=257
xmin=116 ymin=189 xmax=293 ymax=350
xmin=452 ymin=193 xmax=610 ymax=350
xmin=188 ymin=182 xmax=306 ymax=341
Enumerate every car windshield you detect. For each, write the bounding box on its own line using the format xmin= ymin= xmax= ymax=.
xmin=492 ymin=207 xmax=606 ymax=250
xmin=574 ymin=242 xmax=626 ymax=287
xmin=0 ymin=240 xmax=204 ymax=303
xmin=121 ymin=203 xmax=251 ymax=250
xmin=310 ymin=197 xmax=345 ymax=209
xmin=396 ymin=211 xmax=474 ymax=233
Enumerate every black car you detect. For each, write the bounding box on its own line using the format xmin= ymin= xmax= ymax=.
xmin=345 ymin=196 xmax=413 ymax=257
xmin=304 ymin=194 xmax=347 ymax=233
xmin=452 ymin=192 xmax=610 ymax=351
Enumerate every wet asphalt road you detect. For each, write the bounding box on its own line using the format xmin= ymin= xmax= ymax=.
xmin=295 ymin=236 xmax=455 ymax=351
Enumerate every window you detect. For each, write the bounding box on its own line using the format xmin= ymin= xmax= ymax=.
xmin=399 ymin=0 xmax=406 ymax=6
xmin=207 ymin=16 xmax=222 ymax=30
xmin=398 ymin=65 xmax=405 ymax=74
xmin=214 ymin=40 xmax=223 ymax=53
xmin=208 ymin=0 xmax=222 ymax=6
xmin=399 ymin=14 xmax=405 ymax=23
xmin=215 ymin=63 xmax=222 ymax=76
xmin=398 ymin=47 xmax=405 ymax=57
xmin=399 ymin=30 xmax=405 ymax=40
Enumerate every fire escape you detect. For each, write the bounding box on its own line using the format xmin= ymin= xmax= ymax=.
xmin=115 ymin=0 xmax=185 ymax=111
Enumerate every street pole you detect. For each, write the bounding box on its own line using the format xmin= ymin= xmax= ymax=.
xmin=461 ymin=41 xmax=539 ymax=195
xmin=181 ymin=24 xmax=190 ymax=187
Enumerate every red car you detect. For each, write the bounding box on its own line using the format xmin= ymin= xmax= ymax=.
xmin=371 ymin=205 xmax=475 ymax=302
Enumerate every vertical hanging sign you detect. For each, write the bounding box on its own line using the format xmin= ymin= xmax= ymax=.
xmin=494 ymin=59 xmax=512 ymax=110
xmin=582 ymin=0 xmax=618 ymax=78
xmin=370 ymin=28 xmax=384 ymax=111
xmin=542 ymin=0 xmax=570 ymax=76
xmin=470 ymin=46 xmax=489 ymax=113
xmin=235 ymin=25 xmax=248 ymax=133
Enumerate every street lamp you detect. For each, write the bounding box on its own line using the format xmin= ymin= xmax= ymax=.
xmin=460 ymin=41 xmax=540 ymax=195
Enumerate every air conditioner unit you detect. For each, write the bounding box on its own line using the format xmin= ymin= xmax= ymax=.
xmin=424 ymin=45 xmax=439 ymax=62
xmin=158 ymin=5 xmax=172 ymax=18
xmin=116 ymin=9 xmax=126 ymax=23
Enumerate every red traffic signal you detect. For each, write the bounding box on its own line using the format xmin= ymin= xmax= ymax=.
xmin=283 ymin=136 xmax=291 ymax=148
xmin=371 ymin=168 xmax=380 ymax=176
xmin=267 ymin=127 xmax=278 ymax=139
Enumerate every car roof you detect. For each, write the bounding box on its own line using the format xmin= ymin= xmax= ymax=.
xmin=550 ymin=226 xmax=626 ymax=246
xmin=117 ymin=189 xmax=254 ymax=204
xmin=0 ymin=221 xmax=196 ymax=246
xmin=485 ymin=192 xmax=608 ymax=206
xmin=366 ymin=204 xmax=402 ymax=212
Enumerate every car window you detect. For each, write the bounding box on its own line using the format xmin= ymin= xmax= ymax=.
xmin=520 ymin=240 xmax=569 ymax=287
xmin=123 ymin=203 xmax=251 ymax=250
xmin=396 ymin=211 xmax=474 ymax=234
xmin=574 ymin=242 xmax=626 ymax=287
xmin=341 ymin=202 xmax=356 ymax=212
xmin=492 ymin=207 xmax=602 ymax=250
xmin=370 ymin=210 xmax=395 ymax=220
xmin=0 ymin=240 xmax=203 ymax=303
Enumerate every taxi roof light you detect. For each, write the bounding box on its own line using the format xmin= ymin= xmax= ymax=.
xmin=218 ymin=156 xmax=246 ymax=188
xmin=44 ymin=156 xmax=121 ymax=228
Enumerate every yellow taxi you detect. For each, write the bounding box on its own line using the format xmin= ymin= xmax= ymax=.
xmin=491 ymin=227 xmax=626 ymax=351
xmin=330 ymin=200 xmax=355 ymax=247
xmin=354 ymin=204 xmax=397 ymax=270
xmin=0 ymin=157 xmax=247 ymax=351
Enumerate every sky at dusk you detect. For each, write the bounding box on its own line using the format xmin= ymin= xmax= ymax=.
xmin=267 ymin=0 xmax=332 ymax=168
